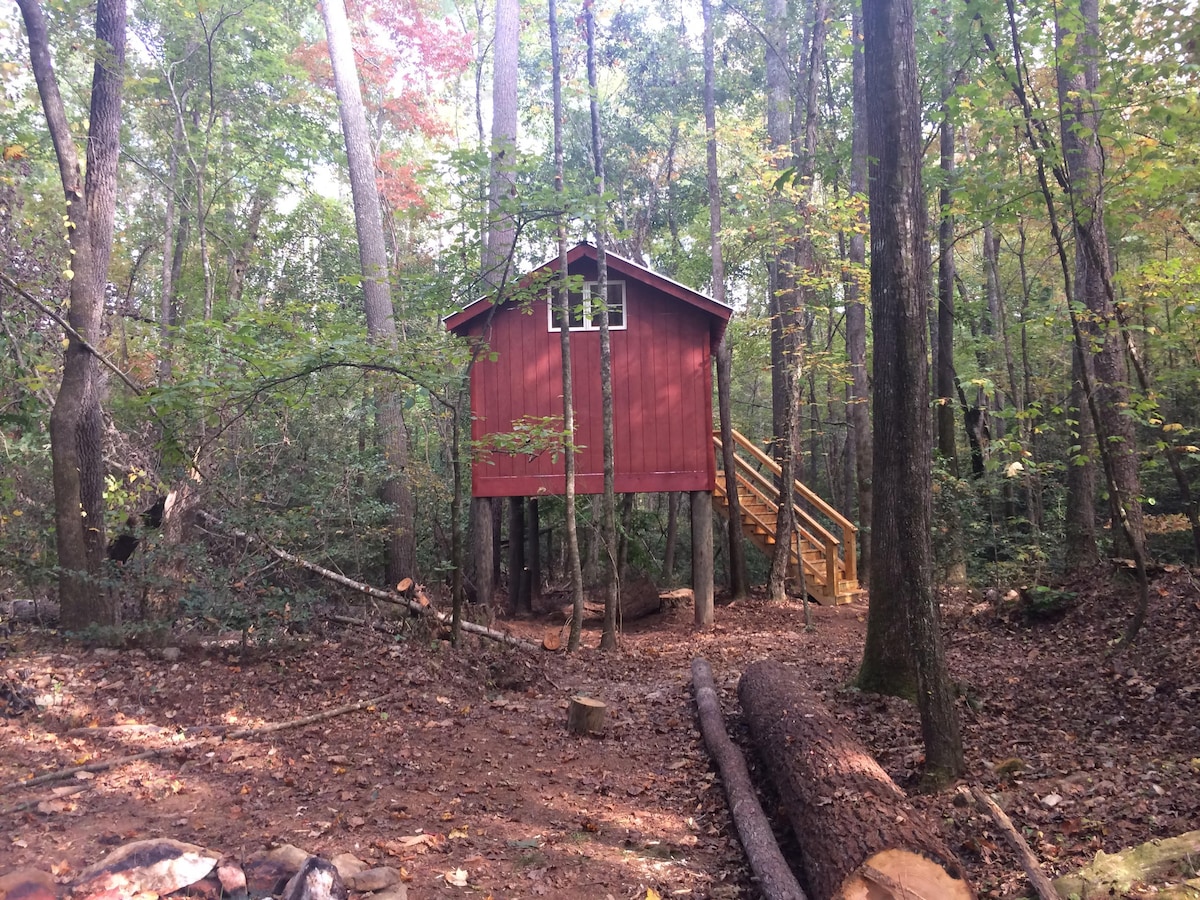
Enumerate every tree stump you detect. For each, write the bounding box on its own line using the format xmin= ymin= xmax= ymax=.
xmin=738 ymin=661 xmax=975 ymax=900
xmin=566 ymin=696 xmax=606 ymax=735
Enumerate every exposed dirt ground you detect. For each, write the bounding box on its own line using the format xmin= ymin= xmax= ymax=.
xmin=2 ymin=566 xmax=1198 ymax=899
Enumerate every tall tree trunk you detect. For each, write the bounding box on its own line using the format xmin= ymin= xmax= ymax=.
xmin=935 ymin=78 xmax=958 ymax=474
xmin=764 ymin=0 xmax=795 ymax=602
xmin=158 ymin=116 xmax=183 ymax=383
xmin=935 ymin=18 xmax=967 ymax=586
xmin=482 ymin=0 xmax=519 ymax=282
xmin=321 ymin=0 xmax=415 ymax=588
xmin=845 ymin=2 xmax=872 ymax=586
xmin=703 ymin=0 xmax=748 ymax=601
xmin=550 ymin=0 xmax=585 ymax=651
xmin=585 ymin=0 xmax=620 ymax=650
xmin=1056 ymin=0 xmax=1145 ymax=561
xmin=19 ymin=0 xmax=126 ymax=628
xmin=859 ymin=0 xmax=964 ymax=784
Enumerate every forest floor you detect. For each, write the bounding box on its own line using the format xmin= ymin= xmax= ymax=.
xmin=1 ymin=565 xmax=1198 ymax=899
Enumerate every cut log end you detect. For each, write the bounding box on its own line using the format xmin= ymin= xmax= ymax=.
xmin=566 ymin=696 xmax=606 ymax=735
xmin=841 ymin=850 xmax=974 ymax=900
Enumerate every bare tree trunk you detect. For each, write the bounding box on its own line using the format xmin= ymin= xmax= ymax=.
xmin=482 ymin=0 xmax=519 ymax=283
xmin=509 ymin=496 xmax=529 ymax=615
xmin=935 ymin=32 xmax=967 ymax=586
xmin=859 ymin=0 xmax=963 ymax=784
xmin=321 ymin=0 xmax=415 ymax=588
xmin=765 ymin=0 xmax=792 ymax=465
xmin=845 ymin=2 xmax=872 ymax=586
xmin=158 ymin=115 xmax=183 ymax=383
xmin=765 ymin=0 xmax=794 ymax=602
xmin=1056 ymin=0 xmax=1145 ymax=561
xmin=226 ymin=186 xmax=270 ymax=310
xmin=550 ymin=0 xmax=585 ymax=651
xmin=703 ymin=0 xmax=747 ymax=601
xmin=585 ymin=1 xmax=620 ymax=650
xmin=19 ymin=0 xmax=125 ymax=628
xmin=935 ymin=77 xmax=958 ymax=474
xmin=663 ymin=491 xmax=680 ymax=583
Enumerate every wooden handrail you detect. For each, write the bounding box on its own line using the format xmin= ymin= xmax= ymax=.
xmin=715 ymin=428 xmax=858 ymax=587
xmin=716 ymin=430 xmax=857 ymax=535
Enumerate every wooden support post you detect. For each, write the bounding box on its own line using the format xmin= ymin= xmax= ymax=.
xmin=691 ymin=490 xmax=714 ymax=630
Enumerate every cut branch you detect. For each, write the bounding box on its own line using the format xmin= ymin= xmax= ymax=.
xmin=970 ymin=787 xmax=1059 ymax=900
xmin=196 ymin=511 xmax=539 ymax=652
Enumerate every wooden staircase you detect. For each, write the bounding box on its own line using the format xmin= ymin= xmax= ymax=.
xmin=713 ymin=429 xmax=861 ymax=605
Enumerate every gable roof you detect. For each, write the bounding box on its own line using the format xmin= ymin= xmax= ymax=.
xmin=443 ymin=242 xmax=733 ymax=334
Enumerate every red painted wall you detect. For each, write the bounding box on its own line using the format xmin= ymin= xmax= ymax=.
xmin=464 ymin=257 xmax=718 ymax=497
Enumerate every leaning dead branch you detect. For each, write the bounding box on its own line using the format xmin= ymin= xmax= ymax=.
xmin=971 ymin=787 xmax=1059 ymax=900
xmin=197 ymin=511 xmax=539 ymax=652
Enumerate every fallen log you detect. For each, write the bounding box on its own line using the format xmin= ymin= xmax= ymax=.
xmin=691 ymin=658 xmax=807 ymax=900
xmin=738 ymin=660 xmax=975 ymax=900
xmin=197 ymin=511 xmax=538 ymax=652
xmin=1053 ymin=829 xmax=1200 ymax=900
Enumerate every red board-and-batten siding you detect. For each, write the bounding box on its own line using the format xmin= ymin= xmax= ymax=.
xmin=445 ymin=244 xmax=732 ymax=499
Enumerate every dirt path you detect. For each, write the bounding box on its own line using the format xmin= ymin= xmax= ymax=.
xmin=2 ymin=569 xmax=1197 ymax=898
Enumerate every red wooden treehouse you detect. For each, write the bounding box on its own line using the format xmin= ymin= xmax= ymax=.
xmin=445 ymin=242 xmax=860 ymax=610
xmin=445 ymin=243 xmax=731 ymax=497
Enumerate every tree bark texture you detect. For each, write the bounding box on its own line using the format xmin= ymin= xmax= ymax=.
xmin=482 ymin=0 xmax=519 ymax=283
xmin=859 ymin=0 xmax=964 ymax=782
xmin=845 ymin=4 xmax=872 ymax=587
xmin=765 ymin=0 xmax=793 ymax=463
xmin=321 ymin=0 xmax=415 ymax=586
xmin=704 ymin=0 xmax=748 ymax=600
xmin=549 ymin=0 xmax=585 ymax=650
xmin=19 ymin=0 xmax=126 ymax=628
xmin=690 ymin=659 xmax=807 ymax=900
xmin=1056 ymin=0 xmax=1145 ymax=558
xmin=739 ymin=661 xmax=975 ymax=900
xmin=585 ymin=1 xmax=620 ymax=650
xmin=936 ymin=86 xmax=958 ymax=474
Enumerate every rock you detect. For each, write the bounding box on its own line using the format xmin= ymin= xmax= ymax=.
xmin=216 ymin=859 xmax=248 ymax=895
xmin=244 ymin=858 xmax=299 ymax=895
xmin=329 ymin=853 xmax=366 ymax=881
xmin=73 ymin=838 xmax=218 ymax=898
xmin=0 ymin=868 xmax=58 ymax=900
xmin=160 ymin=647 xmax=182 ymax=662
xmin=345 ymin=867 xmax=401 ymax=892
xmin=266 ymin=844 xmax=312 ymax=870
xmin=280 ymin=857 xmax=347 ymax=900
xmin=369 ymin=887 xmax=408 ymax=900
xmin=164 ymin=872 xmax=222 ymax=898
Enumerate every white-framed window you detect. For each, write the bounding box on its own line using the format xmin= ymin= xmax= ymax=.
xmin=548 ymin=280 xmax=626 ymax=331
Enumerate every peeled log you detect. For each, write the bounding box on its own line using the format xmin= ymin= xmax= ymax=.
xmin=567 ymin=696 xmax=606 ymax=734
xmin=738 ymin=661 xmax=975 ymax=900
